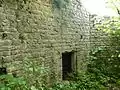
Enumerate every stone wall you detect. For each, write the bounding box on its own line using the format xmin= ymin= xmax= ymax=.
xmin=89 ymin=15 xmax=111 ymax=48
xmin=0 ymin=0 xmax=91 ymax=84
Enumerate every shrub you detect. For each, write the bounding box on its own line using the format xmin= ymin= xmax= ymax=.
xmin=0 ymin=74 xmax=29 ymax=90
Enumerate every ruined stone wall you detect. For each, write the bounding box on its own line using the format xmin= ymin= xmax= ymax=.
xmin=0 ymin=0 xmax=91 ymax=83
xmin=89 ymin=15 xmax=111 ymax=48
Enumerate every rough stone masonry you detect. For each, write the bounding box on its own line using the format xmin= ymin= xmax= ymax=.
xmin=0 ymin=0 xmax=91 ymax=84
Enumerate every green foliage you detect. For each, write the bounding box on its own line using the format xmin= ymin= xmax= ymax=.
xmin=96 ymin=17 xmax=120 ymax=35
xmin=0 ymin=57 xmax=50 ymax=90
xmin=0 ymin=74 xmax=28 ymax=90
xmin=50 ymin=72 xmax=107 ymax=90
xmin=0 ymin=56 xmax=112 ymax=90
xmin=22 ymin=57 xmax=50 ymax=89
xmin=89 ymin=16 xmax=120 ymax=89
xmin=0 ymin=72 xmax=110 ymax=90
xmin=95 ymin=17 xmax=120 ymax=77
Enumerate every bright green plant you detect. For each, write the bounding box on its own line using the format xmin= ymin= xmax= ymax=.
xmin=90 ymin=10 xmax=120 ymax=88
xmin=0 ymin=57 xmax=50 ymax=90
xmin=0 ymin=74 xmax=29 ymax=90
xmin=22 ymin=57 xmax=50 ymax=90
xmin=50 ymin=71 xmax=107 ymax=90
xmin=95 ymin=17 xmax=120 ymax=76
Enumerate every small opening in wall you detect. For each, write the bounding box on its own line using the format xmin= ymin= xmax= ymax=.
xmin=0 ymin=67 xmax=7 ymax=75
xmin=0 ymin=4 xmax=2 ymax=7
xmin=0 ymin=0 xmax=3 ymax=7
xmin=80 ymin=35 xmax=83 ymax=39
xmin=2 ymin=33 xmax=7 ymax=39
xmin=62 ymin=52 xmax=74 ymax=80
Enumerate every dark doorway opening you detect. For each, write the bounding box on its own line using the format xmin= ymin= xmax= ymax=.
xmin=0 ymin=67 xmax=7 ymax=75
xmin=62 ymin=52 xmax=73 ymax=80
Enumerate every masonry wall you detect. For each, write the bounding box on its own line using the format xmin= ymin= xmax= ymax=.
xmin=0 ymin=0 xmax=91 ymax=84
xmin=89 ymin=15 xmax=111 ymax=48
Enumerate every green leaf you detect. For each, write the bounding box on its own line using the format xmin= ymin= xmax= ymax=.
xmin=31 ymin=86 xmax=38 ymax=90
xmin=118 ymin=54 xmax=120 ymax=57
